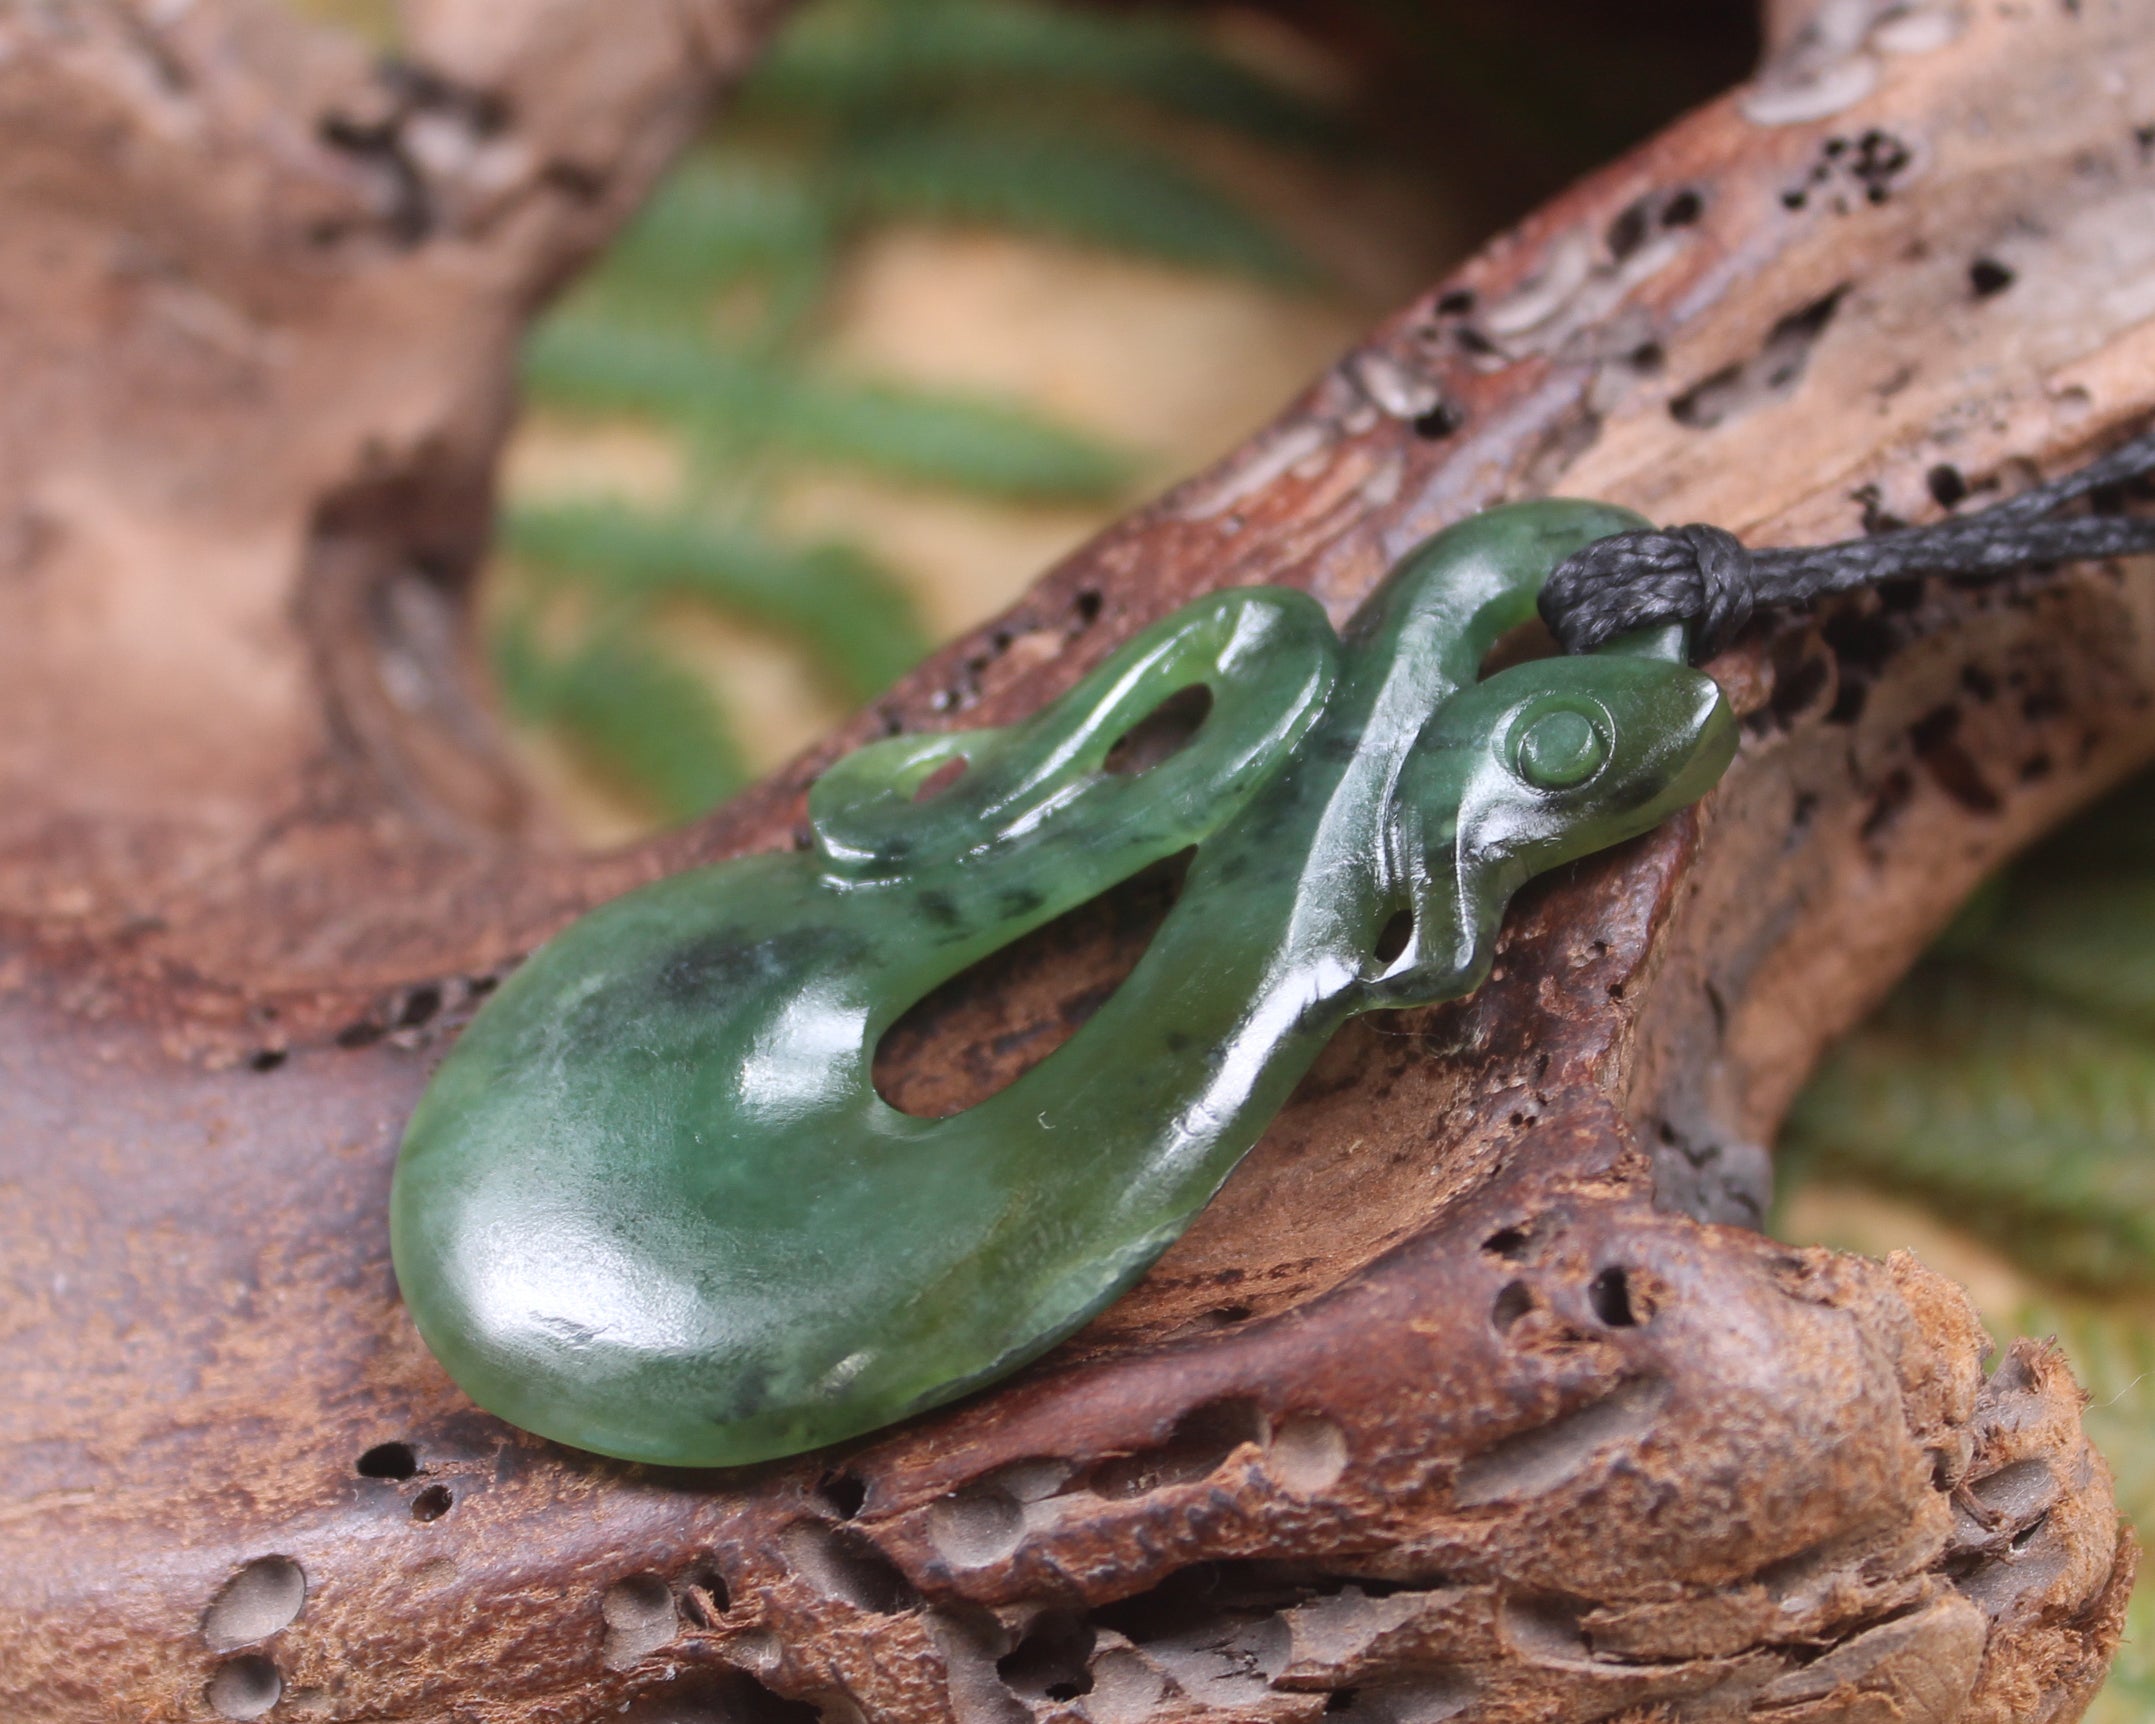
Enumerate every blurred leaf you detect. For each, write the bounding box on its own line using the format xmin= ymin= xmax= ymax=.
xmin=749 ymin=0 xmax=1342 ymax=147
xmin=577 ymin=156 xmax=836 ymax=342
xmin=526 ymin=316 xmax=1133 ymax=500
xmin=503 ymin=0 xmax=1341 ymax=829
xmin=829 ymin=116 xmax=1321 ymax=284
xmin=493 ymin=614 xmax=746 ymax=822
xmin=1784 ymin=765 xmax=2155 ymax=1298
xmin=1784 ymin=963 xmax=2155 ymax=1293
xmin=605 ymin=157 xmax=832 ymax=289
xmin=506 ymin=500 xmax=929 ymax=699
xmin=1972 ymin=878 xmax=2155 ymax=1034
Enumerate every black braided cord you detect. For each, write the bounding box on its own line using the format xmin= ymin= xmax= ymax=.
xmin=1538 ymin=429 xmax=2155 ymax=660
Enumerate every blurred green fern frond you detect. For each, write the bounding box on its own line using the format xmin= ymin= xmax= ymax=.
xmin=1961 ymin=880 xmax=2155 ymax=1036
xmin=494 ymin=613 xmax=749 ymax=823
xmin=1783 ymin=963 xmax=2155 ymax=1292
xmin=528 ymin=317 xmax=1133 ymax=500
xmin=746 ymin=0 xmax=1342 ymax=148
xmin=502 ymin=0 xmax=1342 ymax=824
xmin=830 ymin=115 xmax=1319 ymax=284
xmin=506 ymin=501 xmax=929 ymax=700
xmin=583 ymin=158 xmax=835 ymax=336
xmin=1783 ymin=777 xmax=2155 ymax=1295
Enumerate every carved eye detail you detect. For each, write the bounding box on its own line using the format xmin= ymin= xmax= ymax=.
xmin=1507 ymin=698 xmax=1611 ymax=790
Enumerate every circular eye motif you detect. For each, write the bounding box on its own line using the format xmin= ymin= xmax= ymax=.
xmin=1515 ymin=706 xmax=1608 ymax=789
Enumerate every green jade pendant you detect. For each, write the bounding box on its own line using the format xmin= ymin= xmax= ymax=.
xmin=392 ymin=501 xmax=1737 ymax=1467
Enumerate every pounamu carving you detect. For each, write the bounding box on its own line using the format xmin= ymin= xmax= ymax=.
xmin=393 ymin=504 xmax=1734 ymax=1466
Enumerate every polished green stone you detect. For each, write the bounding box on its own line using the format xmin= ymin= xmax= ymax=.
xmin=391 ymin=500 xmax=1737 ymax=1467
xmin=1517 ymin=706 xmax=1607 ymax=789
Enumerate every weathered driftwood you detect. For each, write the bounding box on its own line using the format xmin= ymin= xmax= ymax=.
xmin=1 ymin=1 xmax=2150 ymax=1720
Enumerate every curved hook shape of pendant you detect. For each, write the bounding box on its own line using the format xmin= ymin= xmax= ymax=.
xmin=391 ymin=501 xmax=1738 ymax=1468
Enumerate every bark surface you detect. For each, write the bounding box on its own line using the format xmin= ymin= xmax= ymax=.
xmin=0 ymin=3 xmax=2149 ymax=1722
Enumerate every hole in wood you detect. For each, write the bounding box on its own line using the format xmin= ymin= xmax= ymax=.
xmin=1498 ymin=1593 xmax=1594 ymax=1663
xmin=1412 ymin=400 xmax=1466 ymax=439
xmin=1662 ymin=187 xmax=1704 ymax=226
xmin=780 ymin=1522 xmax=919 ymax=1615
xmin=1927 ymin=462 xmax=1969 ymax=509
xmin=1669 ymin=286 xmax=1845 ymax=429
xmin=1911 ymin=705 xmax=2000 ymax=815
xmin=206 ymin=1656 xmax=282 ymax=1721
xmin=1088 ymin=1399 xmax=1268 ymax=1499
xmin=1587 ymin=1267 xmax=1639 ymax=1327
xmin=1269 ymin=1413 xmax=1349 ymax=1493
xmin=1605 ymin=197 xmax=1651 ymax=261
xmin=1765 ymin=641 xmax=1833 ymax=728
xmin=927 ymin=1487 xmax=1025 ymax=1568
xmin=1482 ymin=1226 xmax=1532 ymax=1260
xmin=357 ymin=1441 xmax=417 ymax=1480
xmin=1453 ymin=1378 xmax=1668 ymax=1507
xmin=202 ymin=1557 xmax=306 ymax=1651
xmin=1491 ymin=1281 xmax=1534 ymax=1332
xmin=602 ymin=1572 xmax=678 ymax=1669
xmin=816 ymin=1469 xmax=867 ymax=1520
xmin=1081 ymin=1560 xmax=1295 ymax=1698
xmin=680 ymin=1564 xmax=731 ymax=1627
xmin=996 ymin=1611 xmax=1096 ymax=1702
xmin=1968 ymin=1457 xmax=2059 ymax=1525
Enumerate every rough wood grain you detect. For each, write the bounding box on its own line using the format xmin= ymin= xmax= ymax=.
xmin=0 ymin=2 xmax=2149 ymax=1721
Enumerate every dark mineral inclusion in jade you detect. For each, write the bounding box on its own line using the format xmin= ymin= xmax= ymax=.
xmin=392 ymin=501 xmax=1737 ymax=1467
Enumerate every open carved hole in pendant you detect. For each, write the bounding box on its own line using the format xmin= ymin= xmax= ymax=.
xmin=873 ymin=850 xmax=1193 ymax=1119
xmin=1372 ymin=907 xmax=1415 ymax=968
xmin=1478 ymin=618 xmax=1561 ymax=679
xmin=912 ymin=755 xmax=969 ymax=802
xmin=1104 ymin=684 xmax=1212 ymax=775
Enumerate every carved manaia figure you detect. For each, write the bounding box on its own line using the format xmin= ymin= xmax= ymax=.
xmin=392 ymin=501 xmax=1737 ymax=1467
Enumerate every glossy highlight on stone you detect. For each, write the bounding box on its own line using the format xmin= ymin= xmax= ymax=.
xmin=391 ymin=501 xmax=1738 ymax=1467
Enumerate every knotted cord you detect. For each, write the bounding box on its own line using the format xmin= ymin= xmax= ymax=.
xmin=1539 ymin=429 xmax=2155 ymax=660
